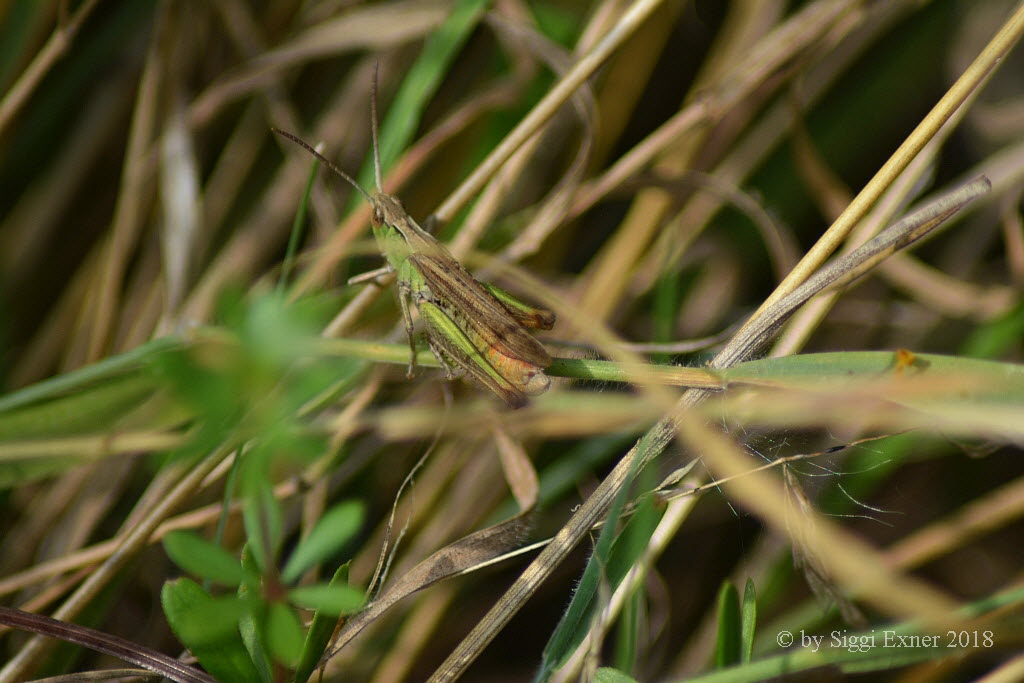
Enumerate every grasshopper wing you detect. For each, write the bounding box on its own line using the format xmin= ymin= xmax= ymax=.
xmin=408 ymin=252 xmax=552 ymax=368
xmin=480 ymin=282 xmax=555 ymax=331
xmin=418 ymin=301 xmax=528 ymax=408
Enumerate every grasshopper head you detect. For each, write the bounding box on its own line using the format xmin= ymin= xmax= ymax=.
xmin=371 ymin=193 xmax=409 ymax=230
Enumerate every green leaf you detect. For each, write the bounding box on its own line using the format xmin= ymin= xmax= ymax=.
xmin=266 ymin=602 xmax=305 ymax=667
xmin=0 ymin=454 xmax=82 ymax=489
xmin=281 ymin=500 xmax=364 ymax=583
xmin=161 ymin=578 xmax=260 ymax=683
xmin=0 ymin=373 xmax=157 ymax=441
xmin=362 ymin=0 xmax=490 ymax=191
xmin=0 ymin=337 xmax=178 ymax=415
xmin=149 ymin=345 xmax=241 ymax=431
xmin=237 ymin=550 xmax=273 ymax=683
xmin=741 ymin=579 xmax=757 ymax=664
xmin=612 ymin=588 xmax=640 ymax=675
xmin=539 ymin=466 xmax=661 ymax=678
xmin=723 ymin=352 xmax=1024 ymax=406
xmin=683 ymin=586 xmax=1024 ymax=682
xmin=288 ymin=583 xmax=364 ymax=616
xmin=963 ymin=302 xmax=1024 ymax=358
xmin=714 ymin=582 xmax=741 ymax=667
xmin=239 ymin=543 xmax=266 ymax=597
xmin=241 ymin=293 xmax=319 ymax=371
xmin=595 ymin=667 xmax=639 ymax=683
xmin=163 ymin=531 xmax=247 ymax=587
xmin=294 ymin=564 xmax=351 ymax=683
xmin=242 ymin=468 xmax=283 ymax=573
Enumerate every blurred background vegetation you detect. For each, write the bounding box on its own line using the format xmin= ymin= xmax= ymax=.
xmin=1 ymin=0 xmax=1023 ymax=680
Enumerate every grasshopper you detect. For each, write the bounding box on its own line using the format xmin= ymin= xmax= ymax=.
xmin=272 ymin=75 xmax=554 ymax=408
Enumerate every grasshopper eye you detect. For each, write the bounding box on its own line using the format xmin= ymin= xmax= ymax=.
xmin=371 ymin=207 xmax=384 ymax=226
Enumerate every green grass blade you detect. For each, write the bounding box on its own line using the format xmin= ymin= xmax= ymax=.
xmin=714 ymin=582 xmax=741 ymax=668
xmin=357 ymin=0 xmax=491 ymax=192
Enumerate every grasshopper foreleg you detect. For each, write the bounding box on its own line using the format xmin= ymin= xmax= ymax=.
xmin=348 ymin=264 xmax=394 ymax=286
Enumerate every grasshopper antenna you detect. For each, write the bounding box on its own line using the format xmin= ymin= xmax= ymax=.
xmin=271 ymin=128 xmax=374 ymax=206
xmin=371 ymin=62 xmax=384 ymax=192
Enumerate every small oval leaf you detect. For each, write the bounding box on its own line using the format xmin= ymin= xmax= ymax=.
xmin=266 ymin=603 xmax=305 ymax=667
xmin=161 ymin=578 xmax=261 ymax=683
xmin=281 ymin=500 xmax=364 ymax=583
xmin=163 ymin=531 xmax=247 ymax=587
xmin=288 ymin=583 xmax=364 ymax=616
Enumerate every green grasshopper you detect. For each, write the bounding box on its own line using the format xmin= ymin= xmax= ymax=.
xmin=272 ymin=78 xmax=554 ymax=408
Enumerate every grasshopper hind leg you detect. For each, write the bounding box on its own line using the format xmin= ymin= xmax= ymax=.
xmin=426 ymin=337 xmax=462 ymax=380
